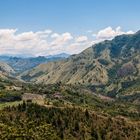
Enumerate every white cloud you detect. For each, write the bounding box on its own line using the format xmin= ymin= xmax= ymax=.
xmin=96 ymin=26 xmax=134 ymax=40
xmin=50 ymin=32 xmax=73 ymax=47
xmin=16 ymin=32 xmax=37 ymax=41
xmin=51 ymin=33 xmax=60 ymax=38
xmin=0 ymin=27 xmax=135 ymax=56
xmin=75 ymin=36 xmax=88 ymax=42
xmin=0 ymin=29 xmax=17 ymax=36
xmin=37 ymin=29 xmax=52 ymax=35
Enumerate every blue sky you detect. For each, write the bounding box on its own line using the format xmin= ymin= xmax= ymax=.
xmin=0 ymin=0 xmax=139 ymax=56
xmin=0 ymin=0 xmax=140 ymax=33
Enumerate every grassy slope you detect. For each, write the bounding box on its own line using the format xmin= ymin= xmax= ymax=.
xmin=19 ymin=32 xmax=140 ymax=101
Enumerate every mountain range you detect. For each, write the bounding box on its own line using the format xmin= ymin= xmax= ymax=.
xmin=0 ymin=31 xmax=140 ymax=102
xmin=0 ymin=53 xmax=70 ymax=73
xmin=0 ymin=30 xmax=140 ymax=139
xmin=16 ymin=31 xmax=139 ymax=102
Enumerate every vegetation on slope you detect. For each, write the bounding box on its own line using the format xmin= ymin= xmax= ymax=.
xmin=19 ymin=31 xmax=140 ymax=99
xmin=0 ymin=102 xmax=140 ymax=140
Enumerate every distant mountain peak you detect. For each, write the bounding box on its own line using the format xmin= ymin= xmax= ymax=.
xmin=0 ymin=53 xmax=70 ymax=73
xmin=46 ymin=53 xmax=70 ymax=59
xmin=135 ymin=30 xmax=140 ymax=35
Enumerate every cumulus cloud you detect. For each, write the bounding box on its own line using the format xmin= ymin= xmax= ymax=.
xmin=95 ymin=26 xmax=134 ymax=40
xmin=51 ymin=33 xmax=59 ymax=38
xmin=0 ymin=27 xmax=135 ymax=56
xmin=50 ymin=32 xmax=73 ymax=47
xmin=75 ymin=36 xmax=88 ymax=42
xmin=16 ymin=32 xmax=38 ymax=41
